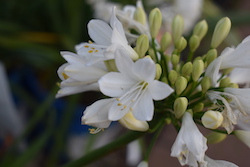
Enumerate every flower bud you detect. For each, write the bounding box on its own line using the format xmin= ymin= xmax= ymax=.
xmin=201 ymin=76 xmax=212 ymax=93
xmin=189 ymin=35 xmax=200 ymax=52
xmin=119 ymin=112 xmax=149 ymax=131
xmin=175 ymin=76 xmax=188 ymax=95
xmin=192 ymin=60 xmax=204 ymax=82
xmin=206 ymin=49 xmax=217 ymax=65
xmin=104 ymin=59 xmax=118 ymax=72
xmin=201 ymin=110 xmax=223 ymax=129
xmin=172 ymin=15 xmax=184 ymax=45
xmin=165 ymin=117 xmax=171 ymax=124
xmin=160 ymin=32 xmax=172 ymax=52
xmin=211 ymin=17 xmax=231 ymax=49
xmin=234 ymin=130 xmax=250 ymax=148
xmin=193 ymin=20 xmax=208 ymax=41
xmin=223 ymin=68 xmax=233 ymax=75
xmin=134 ymin=34 xmax=149 ymax=58
xmin=175 ymin=37 xmax=187 ymax=52
xmin=219 ymin=77 xmax=231 ymax=87
xmin=206 ymin=131 xmax=227 ymax=144
xmin=228 ymin=83 xmax=239 ymax=88
xmin=134 ymin=4 xmax=146 ymax=25
xmin=174 ymin=97 xmax=188 ymax=119
xmin=148 ymin=48 xmax=156 ymax=61
xmin=155 ymin=64 xmax=162 ymax=80
xmin=149 ymin=8 xmax=162 ymax=38
xmin=193 ymin=103 xmax=204 ymax=112
xmin=181 ymin=62 xmax=193 ymax=78
xmin=168 ymin=70 xmax=178 ymax=85
xmin=171 ymin=54 xmax=180 ymax=66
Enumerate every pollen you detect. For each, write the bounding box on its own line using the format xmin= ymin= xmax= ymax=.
xmin=84 ymin=45 xmax=89 ymax=48
xmin=118 ymin=103 xmax=122 ymax=106
xmin=62 ymin=72 xmax=69 ymax=80
xmin=88 ymin=50 xmax=93 ymax=53
xmin=95 ymin=50 xmax=99 ymax=52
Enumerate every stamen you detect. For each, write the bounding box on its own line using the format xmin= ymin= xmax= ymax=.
xmin=62 ymin=72 xmax=69 ymax=80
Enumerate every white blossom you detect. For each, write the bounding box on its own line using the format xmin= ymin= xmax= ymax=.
xmin=200 ymin=155 xmax=239 ymax=167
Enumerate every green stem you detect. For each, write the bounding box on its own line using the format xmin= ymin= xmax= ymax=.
xmin=152 ymin=38 xmax=159 ymax=63
xmin=187 ymin=51 xmax=194 ymax=62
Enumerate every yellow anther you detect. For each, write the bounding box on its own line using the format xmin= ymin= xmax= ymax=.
xmin=91 ymin=47 xmax=95 ymax=50
xmin=130 ymin=107 xmax=133 ymax=111
xmin=88 ymin=50 xmax=93 ymax=53
xmin=123 ymin=105 xmax=127 ymax=109
xmin=118 ymin=103 xmax=122 ymax=106
xmin=88 ymin=40 xmax=93 ymax=44
xmin=95 ymin=50 xmax=98 ymax=52
xmin=62 ymin=72 xmax=69 ymax=80
xmin=84 ymin=45 xmax=89 ymax=48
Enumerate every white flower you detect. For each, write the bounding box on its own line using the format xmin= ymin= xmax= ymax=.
xmin=76 ymin=7 xmax=138 ymax=66
xmin=56 ymin=51 xmax=108 ymax=98
xmin=200 ymin=155 xmax=239 ymax=167
xmin=230 ymin=68 xmax=250 ymax=87
xmin=234 ymin=130 xmax=250 ymax=148
xmin=99 ymin=52 xmax=174 ymax=121
xmin=205 ymin=35 xmax=250 ymax=86
xmin=171 ymin=112 xmax=207 ymax=167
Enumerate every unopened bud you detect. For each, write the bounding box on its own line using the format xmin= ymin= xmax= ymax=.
xmin=219 ymin=77 xmax=231 ymax=87
xmin=149 ymin=8 xmax=162 ymax=38
xmin=201 ymin=76 xmax=212 ymax=93
xmin=161 ymin=76 xmax=168 ymax=84
xmin=189 ymin=35 xmax=200 ymax=52
xmin=175 ymin=76 xmax=188 ymax=95
xmin=228 ymin=83 xmax=239 ymax=88
xmin=165 ymin=117 xmax=171 ymax=124
xmin=192 ymin=60 xmax=204 ymax=82
xmin=155 ymin=64 xmax=162 ymax=80
xmin=234 ymin=130 xmax=250 ymax=148
xmin=182 ymin=62 xmax=193 ymax=78
xmin=211 ymin=17 xmax=231 ymax=49
xmin=193 ymin=103 xmax=204 ymax=112
xmin=104 ymin=59 xmax=118 ymax=72
xmin=134 ymin=34 xmax=149 ymax=58
xmin=134 ymin=4 xmax=146 ymax=25
xmin=201 ymin=110 xmax=223 ymax=129
xmin=193 ymin=20 xmax=208 ymax=41
xmin=119 ymin=112 xmax=149 ymax=131
xmin=160 ymin=32 xmax=172 ymax=52
xmin=168 ymin=70 xmax=178 ymax=85
xmin=174 ymin=97 xmax=188 ymax=119
xmin=223 ymin=68 xmax=233 ymax=75
xmin=172 ymin=15 xmax=184 ymax=45
xmin=148 ymin=48 xmax=156 ymax=61
xmin=206 ymin=131 xmax=227 ymax=144
xmin=206 ymin=49 xmax=217 ymax=65
xmin=176 ymin=37 xmax=187 ymax=52
xmin=171 ymin=54 xmax=180 ymax=66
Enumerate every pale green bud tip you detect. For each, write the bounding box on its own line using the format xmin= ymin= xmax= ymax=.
xmin=189 ymin=35 xmax=200 ymax=52
xmin=119 ymin=112 xmax=149 ymax=131
xmin=193 ymin=20 xmax=208 ymax=40
xmin=104 ymin=59 xmax=118 ymax=72
xmin=171 ymin=54 xmax=180 ymax=66
xmin=176 ymin=37 xmax=187 ymax=52
xmin=175 ymin=76 xmax=188 ymax=95
xmin=206 ymin=131 xmax=227 ymax=144
xmin=135 ymin=34 xmax=149 ymax=58
xmin=234 ymin=130 xmax=250 ymax=148
xmin=201 ymin=76 xmax=212 ymax=93
xmin=149 ymin=8 xmax=162 ymax=38
xmin=219 ymin=77 xmax=231 ymax=87
xmin=172 ymin=15 xmax=184 ymax=44
xmin=134 ymin=6 xmax=146 ymax=25
xmin=201 ymin=110 xmax=223 ymax=129
xmin=155 ymin=64 xmax=162 ymax=80
xmin=182 ymin=62 xmax=193 ymax=77
xmin=160 ymin=32 xmax=172 ymax=52
xmin=228 ymin=83 xmax=239 ymax=88
xmin=165 ymin=117 xmax=171 ymax=124
xmin=193 ymin=103 xmax=204 ymax=112
xmin=192 ymin=60 xmax=204 ymax=82
xmin=168 ymin=70 xmax=178 ymax=85
xmin=211 ymin=17 xmax=231 ymax=49
xmin=174 ymin=97 xmax=188 ymax=119
xmin=206 ymin=49 xmax=217 ymax=65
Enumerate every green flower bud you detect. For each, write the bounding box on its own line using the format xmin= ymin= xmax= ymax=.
xmin=228 ymin=83 xmax=239 ymax=88
xmin=168 ymin=70 xmax=178 ymax=85
xmin=206 ymin=131 xmax=227 ymax=144
xmin=193 ymin=103 xmax=204 ymax=112
xmin=174 ymin=97 xmax=188 ymax=119
xmin=134 ymin=6 xmax=146 ymax=25
xmin=211 ymin=17 xmax=231 ymax=49
xmin=134 ymin=34 xmax=149 ymax=58
xmin=223 ymin=68 xmax=233 ymax=75
xmin=219 ymin=77 xmax=231 ymax=87
xmin=149 ymin=8 xmax=162 ymax=38
xmin=206 ymin=49 xmax=217 ymax=65
xmin=165 ymin=117 xmax=171 ymax=124
xmin=186 ymin=109 xmax=193 ymax=116
xmin=160 ymin=32 xmax=172 ymax=52
xmin=161 ymin=76 xmax=169 ymax=84
xmin=175 ymin=76 xmax=188 ymax=95
xmin=104 ymin=59 xmax=118 ymax=72
xmin=189 ymin=35 xmax=200 ymax=52
xmin=148 ymin=48 xmax=156 ymax=61
xmin=171 ymin=54 xmax=180 ymax=66
xmin=202 ymin=110 xmax=223 ymax=129
xmin=175 ymin=37 xmax=187 ymax=52
xmin=155 ymin=64 xmax=162 ymax=80
xmin=192 ymin=60 xmax=204 ymax=82
xmin=193 ymin=20 xmax=208 ymax=41
xmin=172 ymin=15 xmax=184 ymax=45
xmin=181 ymin=62 xmax=193 ymax=78
xmin=201 ymin=76 xmax=212 ymax=93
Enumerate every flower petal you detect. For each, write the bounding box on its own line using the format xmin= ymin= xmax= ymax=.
xmin=148 ymin=80 xmax=174 ymax=100
xmin=133 ymin=57 xmax=156 ymax=82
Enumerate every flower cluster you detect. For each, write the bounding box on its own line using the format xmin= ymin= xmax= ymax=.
xmin=57 ymin=1 xmax=250 ymax=166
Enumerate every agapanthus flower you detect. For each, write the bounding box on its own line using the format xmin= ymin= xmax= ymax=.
xmin=201 ymin=156 xmax=239 ymax=167
xmin=205 ymin=35 xmax=250 ymax=86
xmin=171 ymin=112 xmax=207 ymax=167
xmin=56 ymin=51 xmax=108 ymax=98
xmin=99 ymin=51 xmax=174 ymax=121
